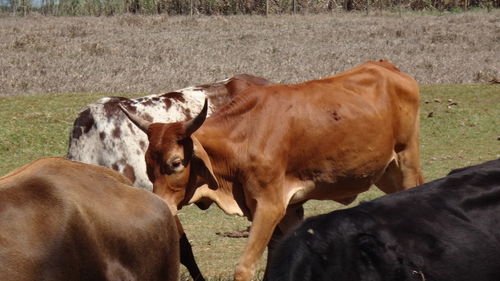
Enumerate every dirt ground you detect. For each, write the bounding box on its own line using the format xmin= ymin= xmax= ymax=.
xmin=0 ymin=11 xmax=499 ymax=97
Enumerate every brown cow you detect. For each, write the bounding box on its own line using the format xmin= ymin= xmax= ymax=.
xmin=120 ymin=60 xmax=424 ymax=281
xmin=0 ymin=157 xmax=179 ymax=281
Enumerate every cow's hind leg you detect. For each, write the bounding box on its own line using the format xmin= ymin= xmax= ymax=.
xmin=262 ymin=205 xmax=304 ymax=281
xmin=375 ymin=137 xmax=424 ymax=193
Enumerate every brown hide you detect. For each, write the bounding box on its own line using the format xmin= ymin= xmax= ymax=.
xmin=0 ymin=158 xmax=179 ymax=281
xmin=127 ymin=60 xmax=424 ymax=281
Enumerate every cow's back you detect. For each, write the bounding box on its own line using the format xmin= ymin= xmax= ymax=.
xmin=0 ymin=157 xmax=179 ymax=281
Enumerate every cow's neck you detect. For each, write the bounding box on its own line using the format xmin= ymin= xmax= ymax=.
xmin=196 ymin=92 xmax=258 ymax=182
xmin=191 ymin=121 xmax=250 ymax=217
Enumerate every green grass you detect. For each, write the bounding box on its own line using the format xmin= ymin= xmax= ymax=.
xmin=0 ymin=92 xmax=136 ymax=174
xmin=419 ymin=84 xmax=500 ymax=176
xmin=0 ymin=84 xmax=499 ymax=280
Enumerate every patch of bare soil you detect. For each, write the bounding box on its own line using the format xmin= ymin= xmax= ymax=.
xmin=0 ymin=12 xmax=498 ymax=97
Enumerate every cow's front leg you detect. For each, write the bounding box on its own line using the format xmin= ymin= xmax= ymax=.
xmin=234 ymin=198 xmax=286 ymax=281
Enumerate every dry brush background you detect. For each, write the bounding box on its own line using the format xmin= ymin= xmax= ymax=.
xmin=4 ymin=0 xmax=499 ymax=16
xmin=1 ymin=11 xmax=499 ymax=98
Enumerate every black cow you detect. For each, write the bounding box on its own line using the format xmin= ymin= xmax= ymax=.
xmin=267 ymin=158 xmax=500 ymax=281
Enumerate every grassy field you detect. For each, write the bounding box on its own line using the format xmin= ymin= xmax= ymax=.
xmin=0 ymin=83 xmax=498 ymax=279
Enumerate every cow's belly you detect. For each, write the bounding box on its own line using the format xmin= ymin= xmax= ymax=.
xmin=286 ymin=149 xmax=395 ymax=205
xmin=287 ymin=179 xmax=369 ymax=204
xmin=285 ymin=168 xmax=387 ymax=205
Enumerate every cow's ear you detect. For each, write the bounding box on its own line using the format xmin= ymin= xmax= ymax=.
xmin=191 ymin=136 xmax=219 ymax=190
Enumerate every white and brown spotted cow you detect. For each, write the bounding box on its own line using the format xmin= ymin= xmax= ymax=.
xmin=66 ymin=74 xmax=271 ymax=281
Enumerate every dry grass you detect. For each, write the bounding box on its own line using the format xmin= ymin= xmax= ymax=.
xmin=1 ymin=11 xmax=499 ymax=97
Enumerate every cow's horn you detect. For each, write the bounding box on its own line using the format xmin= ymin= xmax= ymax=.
xmin=118 ymin=104 xmax=151 ymax=134
xmin=183 ymin=98 xmax=208 ymax=137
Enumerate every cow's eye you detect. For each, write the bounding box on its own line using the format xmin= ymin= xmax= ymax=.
xmin=171 ymin=159 xmax=182 ymax=168
xmin=169 ymin=158 xmax=183 ymax=172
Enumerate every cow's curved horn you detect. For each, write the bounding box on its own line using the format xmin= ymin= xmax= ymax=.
xmin=118 ymin=104 xmax=151 ymax=134
xmin=183 ymin=98 xmax=208 ymax=137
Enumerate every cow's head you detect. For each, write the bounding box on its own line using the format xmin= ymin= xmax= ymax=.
xmin=119 ymin=99 xmax=218 ymax=215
